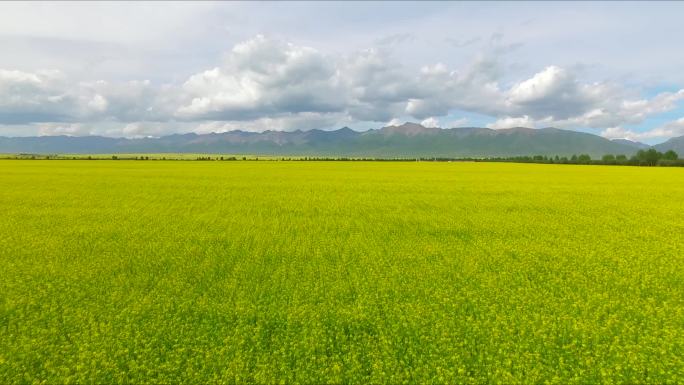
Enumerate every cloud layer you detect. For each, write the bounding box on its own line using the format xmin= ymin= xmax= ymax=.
xmin=1 ymin=35 xmax=683 ymax=141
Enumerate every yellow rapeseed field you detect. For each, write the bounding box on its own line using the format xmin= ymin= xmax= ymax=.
xmin=1 ymin=160 xmax=683 ymax=383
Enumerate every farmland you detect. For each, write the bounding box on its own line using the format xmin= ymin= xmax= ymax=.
xmin=1 ymin=160 xmax=683 ymax=383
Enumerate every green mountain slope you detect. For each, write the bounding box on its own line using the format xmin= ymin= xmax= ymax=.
xmin=0 ymin=123 xmax=642 ymax=158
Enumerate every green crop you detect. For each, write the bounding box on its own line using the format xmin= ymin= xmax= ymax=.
xmin=1 ymin=160 xmax=683 ymax=384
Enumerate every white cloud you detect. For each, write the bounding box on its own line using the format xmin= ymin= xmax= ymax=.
xmin=420 ymin=117 xmax=440 ymax=128
xmin=479 ymin=67 xmax=684 ymax=132
xmin=0 ymin=69 xmax=177 ymax=127
xmin=487 ymin=115 xmax=538 ymax=129
xmin=401 ymin=55 xmax=510 ymax=120
xmin=38 ymin=123 xmax=92 ymax=136
xmin=120 ymin=122 xmax=171 ymax=138
xmin=0 ymin=69 xmax=76 ymax=123
xmin=385 ymin=118 xmax=403 ymax=127
xmin=87 ymin=94 xmax=108 ymax=112
xmin=600 ymin=126 xmax=635 ymax=140
xmin=342 ymin=47 xmax=423 ymax=121
xmin=508 ymin=66 xmax=571 ymax=104
xmin=657 ymin=118 xmax=684 ymax=137
xmin=176 ymin=35 xmax=346 ymax=121
xmin=193 ymin=112 xmax=348 ymax=134
xmin=601 ymin=118 xmax=684 ymax=141
xmin=84 ymin=79 xmax=175 ymax=122
xmin=505 ymin=66 xmax=603 ymax=120
xmin=501 ymin=88 xmax=684 ymax=132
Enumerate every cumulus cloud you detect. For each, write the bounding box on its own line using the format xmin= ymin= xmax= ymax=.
xmin=193 ymin=112 xmax=349 ymax=134
xmin=601 ymin=118 xmax=684 ymax=141
xmin=0 ymin=69 xmax=77 ymax=123
xmin=657 ymin=118 xmax=684 ymax=137
xmin=487 ymin=115 xmax=538 ymax=129
xmin=120 ymin=122 xmax=172 ymax=138
xmin=175 ymin=39 xmax=681 ymax=134
xmin=420 ymin=117 xmax=440 ymax=128
xmin=176 ymin=35 xmax=346 ymax=121
xmin=0 ymin=69 xmax=169 ymax=126
xmin=342 ymin=47 xmax=423 ymax=121
xmin=506 ymin=66 xmax=600 ymax=119
xmin=37 ymin=123 xmax=93 ymax=136
xmin=479 ymin=68 xmax=684 ymax=131
xmin=176 ymin=36 xmax=426 ymax=123
xmin=495 ymin=87 xmax=684 ymax=132
xmin=2 ymin=35 xmax=684 ymax=140
xmin=87 ymin=94 xmax=109 ymax=112
xmin=385 ymin=118 xmax=403 ymax=127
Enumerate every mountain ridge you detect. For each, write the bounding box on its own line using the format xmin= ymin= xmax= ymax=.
xmin=611 ymin=138 xmax=650 ymax=150
xmin=1 ymin=123 xmax=677 ymax=158
xmin=654 ymin=136 xmax=684 ymax=155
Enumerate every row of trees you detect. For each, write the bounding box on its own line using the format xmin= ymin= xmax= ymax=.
xmin=196 ymin=156 xmax=241 ymax=161
xmin=621 ymin=149 xmax=679 ymax=166
xmin=487 ymin=149 xmax=680 ymax=166
xmin=7 ymin=149 xmax=681 ymax=166
xmin=266 ymin=151 xmax=683 ymax=166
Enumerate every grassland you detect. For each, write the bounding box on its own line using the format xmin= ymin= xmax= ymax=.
xmin=1 ymin=160 xmax=683 ymax=384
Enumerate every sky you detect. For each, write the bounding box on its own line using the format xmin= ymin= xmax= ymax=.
xmin=1 ymin=1 xmax=684 ymax=144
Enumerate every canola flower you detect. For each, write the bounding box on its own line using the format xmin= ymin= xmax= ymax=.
xmin=0 ymin=160 xmax=683 ymax=384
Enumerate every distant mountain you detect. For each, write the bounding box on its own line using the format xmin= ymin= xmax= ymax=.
xmin=379 ymin=122 xmax=442 ymax=136
xmin=611 ymin=138 xmax=650 ymax=150
xmin=654 ymin=135 xmax=684 ymax=155
xmin=0 ymin=122 xmax=644 ymax=158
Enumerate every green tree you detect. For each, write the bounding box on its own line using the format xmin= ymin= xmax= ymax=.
xmin=602 ymin=154 xmax=616 ymax=163
xmin=577 ymin=154 xmax=591 ymax=164
xmin=663 ymin=150 xmax=679 ymax=160
xmin=635 ymin=149 xmax=662 ymax=166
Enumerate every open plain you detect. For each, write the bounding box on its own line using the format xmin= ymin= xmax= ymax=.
xmin=1 ymin=160 xmax=683 ymax=383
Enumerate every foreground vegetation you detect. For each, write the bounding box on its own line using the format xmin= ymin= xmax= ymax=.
xmin=1 ymin=161 xmax=683 ymax=383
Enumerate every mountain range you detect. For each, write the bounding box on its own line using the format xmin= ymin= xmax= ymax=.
xmin=1 ymin=123 xmax=682 ymax=158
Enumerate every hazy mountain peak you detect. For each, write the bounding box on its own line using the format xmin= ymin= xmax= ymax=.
xmin=381 ymin=122 xmax=441 ymax=136
xmin=335 ymin=126 xmax=355 ymax=133
xmin=653 ymin=135 xmax=684 ymax=154
xmin=501 ymin=126 xmax=536 ymax=134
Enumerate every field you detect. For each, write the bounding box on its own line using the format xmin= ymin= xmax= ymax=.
xmin=1 ymin=160 xmax=683 ymax=384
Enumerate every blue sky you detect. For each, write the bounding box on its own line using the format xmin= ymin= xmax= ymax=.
xmin=1 ymin=1 xmax=683 ymax=143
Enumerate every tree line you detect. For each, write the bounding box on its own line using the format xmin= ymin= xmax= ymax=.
xmin=4 ymin=149 xmax=681 ymax=166
xmin=486 ymin=149 xmax=681 ymax=166
xmin=291 ymin=149 xmax=682 ymax=166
